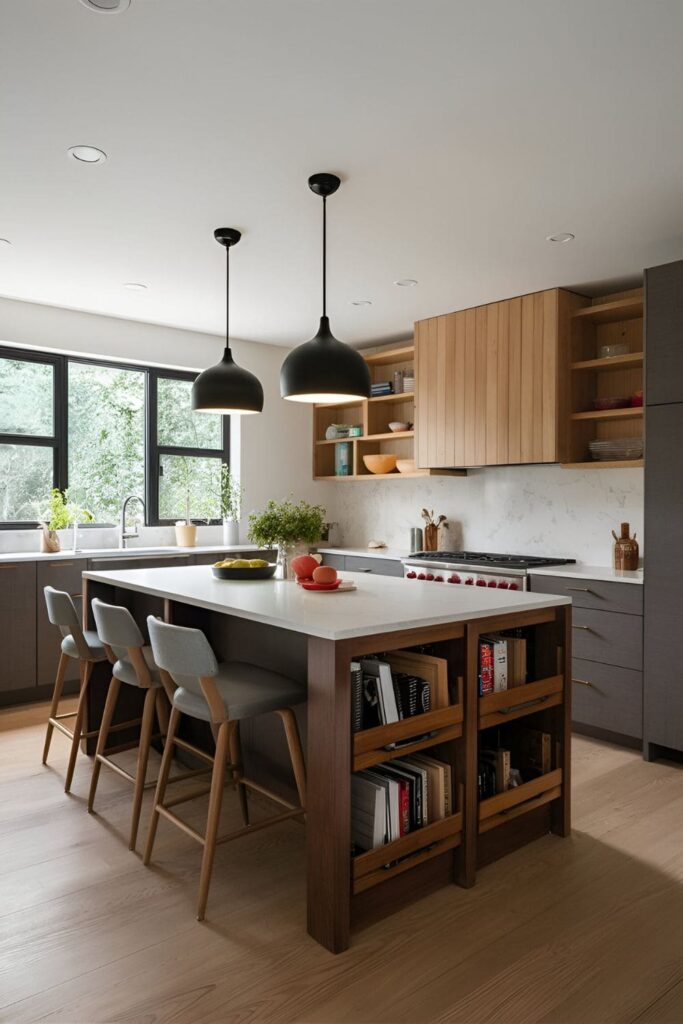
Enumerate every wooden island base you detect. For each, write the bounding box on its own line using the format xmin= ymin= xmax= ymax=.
xmin=82 ymin=570 xmax=571 ymax=954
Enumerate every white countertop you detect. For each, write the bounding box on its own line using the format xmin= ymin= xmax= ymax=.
xmin=318 ymin=547 xmax=409 ymax=561
xmin=528 ymin=564 xmax=643 ymax=585
xmin=0 ymin=544 xmax=264 ymax=565
xmin=83 ymin=564 xmax=570 ymax=641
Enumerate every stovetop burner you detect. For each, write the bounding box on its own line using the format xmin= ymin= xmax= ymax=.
xmin=408 ymin=550 xmax=575 ymax=570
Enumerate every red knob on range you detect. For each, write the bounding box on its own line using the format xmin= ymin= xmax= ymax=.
xmin=447 ymin=574 xmax=461 ymax=584
xmin=509 ymin=582 xmax=519 ymax=590
xmin=476 ymin=579 xmax=487 ymax=587
xmin=498 ymin=581 xmax=509 ymax=589
xmin=465 ymin=577 xmax=474 ymax=585
xmin=417 ymin=573 xmax=426 ymax=580
xmin=487 ymin=580 xmax=498 ymax=588
xmin=434 ymin=575 xmax=444 ymax=582
xmin=425 ymin=574 xmax=435 ymax=581
xmin=406 ymin=571 xmax=417 ymax=579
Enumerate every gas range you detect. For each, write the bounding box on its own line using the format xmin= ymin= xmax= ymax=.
xmin=402 ymin=551 xmax=575 ymax=591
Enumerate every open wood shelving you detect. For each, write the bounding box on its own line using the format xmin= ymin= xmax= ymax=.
xmin=312 ymin=343 xmax=465 ymax=480
xmin=561 ymin=287 xmax=645 ymax=471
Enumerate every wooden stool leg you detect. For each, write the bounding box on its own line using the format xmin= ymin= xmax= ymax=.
xmin=42 ymin=651 xmax=69 ymax=765
xmin=277 ymin=708 xmax=307 ymax=808
xmin=65 ymin=660 xmax=94 ymax=794
xmin=144 ymin=706 xmax=180 ymax=866
xmin=88 ymin=676 xmax=121 ymax=813
xmin=155 ymin=689 xmax=170 ymax=740
xmin=228 ymin=720 xmax=249 ymax=826
xmin=197 ymin=720 xmax=230 ymax=922
xmin=129 ymin=687 xmax=158 ymax=852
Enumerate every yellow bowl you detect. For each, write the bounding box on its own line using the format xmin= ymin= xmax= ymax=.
xmin=363 ymin=454 xmax=398 ymax=475
xmin=396 ymin=459 xmax=417 ymax=474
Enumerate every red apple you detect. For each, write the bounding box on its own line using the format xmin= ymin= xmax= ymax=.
xmin=291 ymin=554 xmax=320 ymax=580
xmin=313 ymin=565 xmax=337 ymax=585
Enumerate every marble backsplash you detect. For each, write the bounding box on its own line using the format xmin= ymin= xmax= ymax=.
xmin=326 ymin=465 xmax=644 ymax=566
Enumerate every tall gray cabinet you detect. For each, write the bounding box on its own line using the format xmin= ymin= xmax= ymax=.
xmin=643 ymin=258 xmax=683 ymax=759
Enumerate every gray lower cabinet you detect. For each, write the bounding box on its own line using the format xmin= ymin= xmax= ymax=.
xmin=320 ymin=552 xmax=403 ymax=577
xmin=0 ymin=562 xmax=37 ymax=692
xmin=530 ymin=573 xmax=644 ymax=742
xmin=36 ymin=558 xmax=88 ymax=689
xmin=87 ymin=554 xmax=193 ymax=572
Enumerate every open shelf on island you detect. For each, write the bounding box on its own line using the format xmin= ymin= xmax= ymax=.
xmin=353 ymin=810 xmax=463 ymax=894
xmin=353 ymin=702 xmax=464 ymax=772
xmin=479 ymin=769 xmax=563 ymax=834
xmin=478 ymin=675 xmax=564 ymax=730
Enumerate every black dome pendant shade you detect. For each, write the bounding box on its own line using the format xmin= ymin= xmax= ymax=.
xmin=191 ymin=228 xmax=264 ymax=415
xmin=280 ymin=173 xmax=371 ymax=404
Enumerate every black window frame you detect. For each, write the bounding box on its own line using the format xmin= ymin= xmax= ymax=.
xmin=0 ymin=345 xmax=229 ymax=529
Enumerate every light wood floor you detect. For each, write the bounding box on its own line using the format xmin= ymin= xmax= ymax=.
xmin=2 ymin=701 xmax=683 ymax=1024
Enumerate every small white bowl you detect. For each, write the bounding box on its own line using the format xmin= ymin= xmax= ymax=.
xmin=388 ymin=421 xmax=410 ymax=432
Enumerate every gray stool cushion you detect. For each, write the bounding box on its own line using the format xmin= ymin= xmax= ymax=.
xmin=61 ymin=630 xmax=106 ymax=662
xmin=172 ymin=661 xmax=306 ymax=723
xmin=113 ymin=645 xmax=161 ymax=687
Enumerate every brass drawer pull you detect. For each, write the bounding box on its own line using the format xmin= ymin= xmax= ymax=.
xmin=572 ymin=624 xmax=593 ymax=631
xmin=572 ymin=678 xmax=593 ymax=687
xmin=51 ymin=561 xmax=75 ymax=567
xmin=566 ymin=586 xmax=595 ymax=594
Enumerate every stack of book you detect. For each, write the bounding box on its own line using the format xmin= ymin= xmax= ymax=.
xmin=478 ymin=632 xmax=527 ymax=695
xmin=352 ymin=754 xmax=452 ymax=851
xmin=370 ymin=380 xmax=393 ymax=397
xmin=478 ymin=726 xmax=553 ymax=798
xmin=351 ymin=658 xmax=431 ymax=732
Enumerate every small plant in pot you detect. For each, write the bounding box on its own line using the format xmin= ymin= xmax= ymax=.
xmin=247 ymin=498 xmax=326 ymax=579
xmin=38 ymin=489 xmax=93 ymax=553
xmin=174 ymin=458 xmax=215 ymax=547
xmin=219 ymin=463 xmax=243 ymax=547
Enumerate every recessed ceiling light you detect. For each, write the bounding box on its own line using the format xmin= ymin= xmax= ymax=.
xmin=394 ymin=278 xmax=418 ymax=287
xmin=0 ymin=238 xmax=11 ymax=248
xmin=78 ymin=0 xmax=131 ymax=13
xmin=350 ymin=299 xmax=372 ymax=306
xmin=67 ymin=145 xmax=107 ymax=164
xmin=546 ymin=232 xmax=575 ymax=244
xmin=123 ymin=282 xmax=148 ymax=292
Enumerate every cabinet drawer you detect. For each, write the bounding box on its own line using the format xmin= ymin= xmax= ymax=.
xmin=571 ymin=607 xmax=643 ymax=670
xmin=344 ymin=555 xmax=403 ymax=577
xmin=530 ymin=574 xmax=643 ymax=616
xmin=320 ymin=553 xmax=346 ymax=571
xmin=572 ymin=658 xmax=642 ymax=739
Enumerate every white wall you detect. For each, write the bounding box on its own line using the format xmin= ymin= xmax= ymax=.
xmin=329 ymin=464 xmax=644 ymax=565
xmin=0 ymin=297 xmax=335 ymax=547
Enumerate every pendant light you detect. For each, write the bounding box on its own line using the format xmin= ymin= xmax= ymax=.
xmin=280 ymin=173 xmax=371 ymax=403
xmin=191 ymin=228 xmax=264 ymax=415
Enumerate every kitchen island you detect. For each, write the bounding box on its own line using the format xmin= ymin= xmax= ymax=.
xmin=82 ymin=565 xmax=572 ymax=953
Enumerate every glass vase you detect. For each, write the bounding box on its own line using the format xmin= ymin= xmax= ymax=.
xmin=276 ymin=543 xmax=296 ymax=580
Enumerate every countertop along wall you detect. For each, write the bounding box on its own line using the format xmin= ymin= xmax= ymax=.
xmin=0 ymin=297 xmax=335 ymax=550
xmin=328 ymin=464 xmax=644 ymax=566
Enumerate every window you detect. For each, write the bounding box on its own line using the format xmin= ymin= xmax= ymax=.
xmin=0 ymin=347 xmax=229 ymax=527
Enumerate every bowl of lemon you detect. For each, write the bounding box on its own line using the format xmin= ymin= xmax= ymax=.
xmin=211 ymin=558 xmax=277 ymax=580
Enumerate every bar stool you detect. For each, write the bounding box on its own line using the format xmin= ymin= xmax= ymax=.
xmin=89 ymin=597 xmax=172 ymax=852
xmin=42 ymin=586 xmax=108 ymax=793
xmin=144 ymin=616 xmax=307 ymax=921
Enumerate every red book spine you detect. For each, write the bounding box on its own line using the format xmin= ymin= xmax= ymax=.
xmin=398 ymin=781 xmax=410 ymax=835
xmin=479 ymin=641 xmax=494 ymax=695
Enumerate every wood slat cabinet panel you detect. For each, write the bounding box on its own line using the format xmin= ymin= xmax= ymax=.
xmin=36 ymin=559 xmax=87 ymax=688
xmin=0 ymin=562 xmax=37 ymax=692
xmin=415 ymin=289 xmax=561 ymax=468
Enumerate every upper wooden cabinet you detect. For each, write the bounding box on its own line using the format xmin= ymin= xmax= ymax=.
xmin=415 ymin=289 xmax=581 ymax=468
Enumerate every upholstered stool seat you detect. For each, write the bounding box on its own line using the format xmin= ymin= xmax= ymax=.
xmin=112 ymin=646 xmax=160 ymax=688
xmin=61 ymin=630 xmax=106 ymax=662
xmin=144 ymin=616 xmax=307 ymax=922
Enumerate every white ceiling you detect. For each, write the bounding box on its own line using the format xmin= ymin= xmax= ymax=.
xmin=2 ymin=0 xmax=683 ymax=348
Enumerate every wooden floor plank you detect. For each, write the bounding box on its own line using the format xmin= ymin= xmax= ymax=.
xmin=3 ymin=700 xmax=683 ymax=1023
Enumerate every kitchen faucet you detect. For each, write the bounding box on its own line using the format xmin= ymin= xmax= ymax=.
xmin=119 ymin=495 xmax=146 ymax=549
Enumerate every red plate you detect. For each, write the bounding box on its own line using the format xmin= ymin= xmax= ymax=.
xmin=298 ymin=579 xmax=342 ymax=591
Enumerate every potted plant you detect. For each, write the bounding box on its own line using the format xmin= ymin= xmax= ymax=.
xmin=248 ymin=498 xmax=326 ymax=579
xmin=173 ymin=458 xmax=217 ymax=547
xmin=38 ymin=489 xmax=93 ymax=553
xmin=219 ymin=463 xmax=243 ymax=547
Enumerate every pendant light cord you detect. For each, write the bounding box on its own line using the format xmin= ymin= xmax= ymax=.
xmin=225 ymin=244 xmax=230 ymax=351
xmin=322 ymin=195 xmax=327 ymax=318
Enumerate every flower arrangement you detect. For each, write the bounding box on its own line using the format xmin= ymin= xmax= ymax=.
xmin=248 ymin=498 xmax=326 ymax=548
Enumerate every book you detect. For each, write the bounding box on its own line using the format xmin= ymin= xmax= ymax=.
xmin=373 ymin=763 xmax=413 ymax=835
xmin=363 ymin=768 xmax=401 ymax=841
xmin=506 ymin=635 xmax=527 ymax=687
xmin=518 ymin=727 xmax=552 ymax=775
xmin=351 ymin=774 xmax=386 ymax=850
xmin=480 ymin=747 xmax=511 ymax=793
xmin=361 ymin=659 xmax=399 ymax=724
xmin=479 ymin=640 xmax=495 ymax=695
xmin=351 ymin=661 xmax=363 ymax=733
xmin=482 ymin=635 xmax=508 ymax=692
xmin=410 ymin=753 xmax=449 ymax=821
xmin=392 ymin=757 xmax=429 ymax=827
